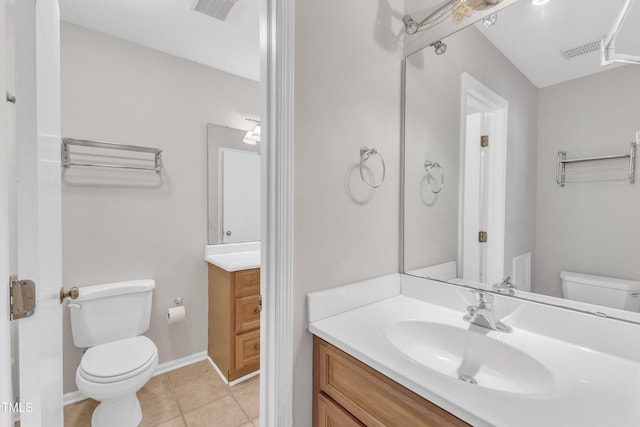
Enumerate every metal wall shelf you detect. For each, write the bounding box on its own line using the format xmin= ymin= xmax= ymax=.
xmin=556 ymin=142 xmax=636 ymax=187
xmin=62 ymin=138 xmax=162 ymax=173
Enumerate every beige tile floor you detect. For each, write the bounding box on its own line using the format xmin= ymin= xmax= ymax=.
xmin=63 ymin=361 xmax=259 ymax=427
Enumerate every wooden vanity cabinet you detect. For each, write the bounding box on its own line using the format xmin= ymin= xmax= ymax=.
xmin=208 ymin=264 xmax=260 ymax=382
xmin=313 ymin=336 xmax=471 ymax=427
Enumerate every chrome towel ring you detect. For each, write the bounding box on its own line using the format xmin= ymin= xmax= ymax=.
xmin=360 ymin=146 xmax=386 ymax=189
xmin=424 ymin=160 xmax=444 ymax=193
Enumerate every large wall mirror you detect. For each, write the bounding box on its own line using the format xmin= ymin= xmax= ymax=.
xmin=207 ymin=123 xmax=260 ymax=244
xmin=403 ymin=0 xmax=640 ymax=317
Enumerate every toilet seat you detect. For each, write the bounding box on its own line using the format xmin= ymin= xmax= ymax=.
xmin=79 ymin=336 xmax=157 ymax=384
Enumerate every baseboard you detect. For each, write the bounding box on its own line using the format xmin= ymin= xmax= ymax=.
xmin=153 ymin=351 xmax=208 ymax=377
xmin=63 ymin=351 xmax=209 ymax=406
xmin=206 ymin=357 xmax=260 ymax=386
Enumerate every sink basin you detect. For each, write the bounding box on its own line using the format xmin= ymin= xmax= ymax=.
xmin=386 ymin=321 xmax=555 ymax=394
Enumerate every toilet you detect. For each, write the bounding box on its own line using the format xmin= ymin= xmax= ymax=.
xmin=69 ymin=280 xmax=158 ymax=427
xmin=560 ymin=271 xmax=640 ymax=311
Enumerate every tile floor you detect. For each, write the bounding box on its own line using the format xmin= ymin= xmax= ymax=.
xmin=63 ymin=360 xmax=259 ymax=427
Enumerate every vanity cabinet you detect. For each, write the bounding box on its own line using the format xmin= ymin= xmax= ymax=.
xmin=313 ymin=336 xmax=470 ymax=427
xmin=208 ymin=264 xmax=260 ymax=382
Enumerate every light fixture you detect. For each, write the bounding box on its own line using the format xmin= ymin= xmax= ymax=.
xmin=243 ymin=119 xmax=260 ymax=145
xmin=532 ymin=0 xmax=550 ymax=5
xmin=482 ymin=13 xmax=498 ymax=27
xmin=432 ymin=40 xmax=447 ymax=55
xmin=403 ymin=15 xmax=419 ymax=35
xmin=403 ymin=0 xmax=504 ymax=36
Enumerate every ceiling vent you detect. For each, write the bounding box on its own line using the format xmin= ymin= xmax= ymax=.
xmin=192 ymin=0 xmax=239 ymax=21
xmin=559 ymin=39 xmax=603 ymax=60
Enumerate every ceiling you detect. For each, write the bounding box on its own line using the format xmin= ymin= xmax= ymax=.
xmin=59 ymin=0 xmax=260 ymax=82
xmin=477 ymin=0 xmax=640 ymax=88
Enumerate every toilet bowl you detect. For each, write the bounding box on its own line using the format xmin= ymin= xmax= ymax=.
xmin=69 ymin=280 xmax=157 ymax=427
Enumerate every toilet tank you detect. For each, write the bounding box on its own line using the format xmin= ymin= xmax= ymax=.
xmin=70 ymin=279 xmax=155 ymax=348
xmin=560 ymin=271 xmax=640 ymax=311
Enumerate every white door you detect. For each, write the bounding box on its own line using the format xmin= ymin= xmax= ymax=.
xmin=0 ymin=1 xmax=64 ymax=426
xmin=220 ymin=149 xmax=260 ymax=243
xmin=459 ymin=73 xmax=508 ymax=285
xmin=0 ymin=2 xmax=13 ymax=425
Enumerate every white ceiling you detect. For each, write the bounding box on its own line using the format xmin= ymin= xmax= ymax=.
xmin=477 ymin=0 xmax=640 ymax=88
xmin=59 ymin=0 xmax=260 ymax=82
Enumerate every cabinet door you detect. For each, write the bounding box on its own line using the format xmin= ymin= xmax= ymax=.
xmin=235 ymin=294 xmax=261 ymax=333
xmin=316 ymin=393 xmax=364 ymax=427
xmin=235 ymin=329 xmax=260 ymax=372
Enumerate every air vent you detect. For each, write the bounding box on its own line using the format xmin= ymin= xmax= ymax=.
xmin=559 ymin=39 xmax=603 ymax=60
xmin=192 ymin=0 xmax=239 ymax=21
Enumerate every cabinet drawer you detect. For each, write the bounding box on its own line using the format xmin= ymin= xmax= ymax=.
xmin=235 ymin=295 xmax=261 ymax=333
xmin=315 ymin=337 xmax=470 ymax=427
xmin=235 ymin=329 xmax=260 ymax=371
xmin=234 ymin=269 xmax=260 ymax=297
xmin=316 ymin=392 xmax=365 ymax=427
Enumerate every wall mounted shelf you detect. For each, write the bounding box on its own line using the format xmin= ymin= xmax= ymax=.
xmin=556 ymin=142 xmax=636 ymax=187
xmin=62 ymin=138 xmax=162 ymax=173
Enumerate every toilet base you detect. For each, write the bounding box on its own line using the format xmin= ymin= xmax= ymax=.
xmin=91 ymin=393 xmax=142 ymax=427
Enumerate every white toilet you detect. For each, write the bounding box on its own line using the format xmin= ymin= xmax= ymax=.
xmin=69 ymin=279 xmax=158 ymax=427
xmin=560 ymin=271 xmax=640 ymax=311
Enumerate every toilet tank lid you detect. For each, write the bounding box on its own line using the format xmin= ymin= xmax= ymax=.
xmin=74 ymin=279 xmax=156 ymax=302
xmin=560 ymin=271 xmax=640 ymax=291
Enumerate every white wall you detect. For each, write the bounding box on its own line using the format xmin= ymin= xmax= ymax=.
xmin=60 ymin=23 xmax=259 ymax=393
xmin=403 ymin=26 xmax=539 ymax=280
xmin=292 ymin=0 xmax=404 ymax=424
xmin=535 ymin=65 xmax=640 ymax=297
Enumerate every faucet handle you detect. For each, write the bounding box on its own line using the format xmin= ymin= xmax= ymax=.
xmin=471 ymin=289 xmax=494 ymax=304
xmin=492 ymin=276 xmax=516 ymax=295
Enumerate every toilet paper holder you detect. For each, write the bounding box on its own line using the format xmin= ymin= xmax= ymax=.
xmin=174 ymin=297 xmax=184 ymax=306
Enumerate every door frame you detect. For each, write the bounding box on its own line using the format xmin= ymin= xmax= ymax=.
xmin=259 ymin=0 xmax=295 ymax=425
xmin=458 ymin=73 xmax=508 ymax=285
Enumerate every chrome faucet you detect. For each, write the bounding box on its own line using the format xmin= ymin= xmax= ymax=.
xmin=492 ymin=276 xmax=516 ymax=295
xmin=464 ymin=291 xmax=512 ymax=333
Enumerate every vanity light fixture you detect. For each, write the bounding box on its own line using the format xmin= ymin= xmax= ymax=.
xmin=243 ymin=119 xmax=260 ymax=145
xmin=432 ymin=40 xmax=447 ymax=55
xmin=403 ymin=0 xmax=504 ymax=36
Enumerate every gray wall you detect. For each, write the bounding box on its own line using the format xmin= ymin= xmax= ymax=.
xmin=535 ymin=65 xmax=640 ymax=296
xmin=292 ymin=0 xmax=404 ymax=424
xmin=61 ymin=23 xmax=259 ymax=393
xmin=403 ymin=26 xmax=539 ymax=280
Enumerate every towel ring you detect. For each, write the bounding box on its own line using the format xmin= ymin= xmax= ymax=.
xmin=424 ymin=160 xmax=444 ymax=193
xmin=360 ymin=146 xmax=386 ymax=189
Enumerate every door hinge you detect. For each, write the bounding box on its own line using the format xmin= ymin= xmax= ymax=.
xmin=9 ymin=276 xmax=36 ymax=320
xmin=479 ymin=231 xmax=488 ymax=243
xmin=480 ymin=135 xmax=489 ymax=147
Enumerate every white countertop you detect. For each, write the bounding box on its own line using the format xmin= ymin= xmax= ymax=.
xmin=204 ymin=242 xmax=260 ymax=272
xmin=308 ymin=274 xmax=640 ymax=427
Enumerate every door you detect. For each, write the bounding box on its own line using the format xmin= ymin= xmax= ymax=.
xmin=0 ymin=1 xmax=64 ymax=426
xmin=220 ymin=149 xmax=260 ymax=243
xmin=459 ymin=73 xmax=508 ymax=285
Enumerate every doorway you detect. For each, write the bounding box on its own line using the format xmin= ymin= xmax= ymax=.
xmin=459 ymin=73 xmax=508 ymax=285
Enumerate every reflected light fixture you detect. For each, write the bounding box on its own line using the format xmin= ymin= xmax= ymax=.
xmin=482 ymin=13 xmax=498 ymax=27
xmin=243 ymin=119 xmax=260 ymax=145
xmin=432 ymin=40 xmax=447 ymax=55
xmin=532 ymin=0 xmax=550 ymax=5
